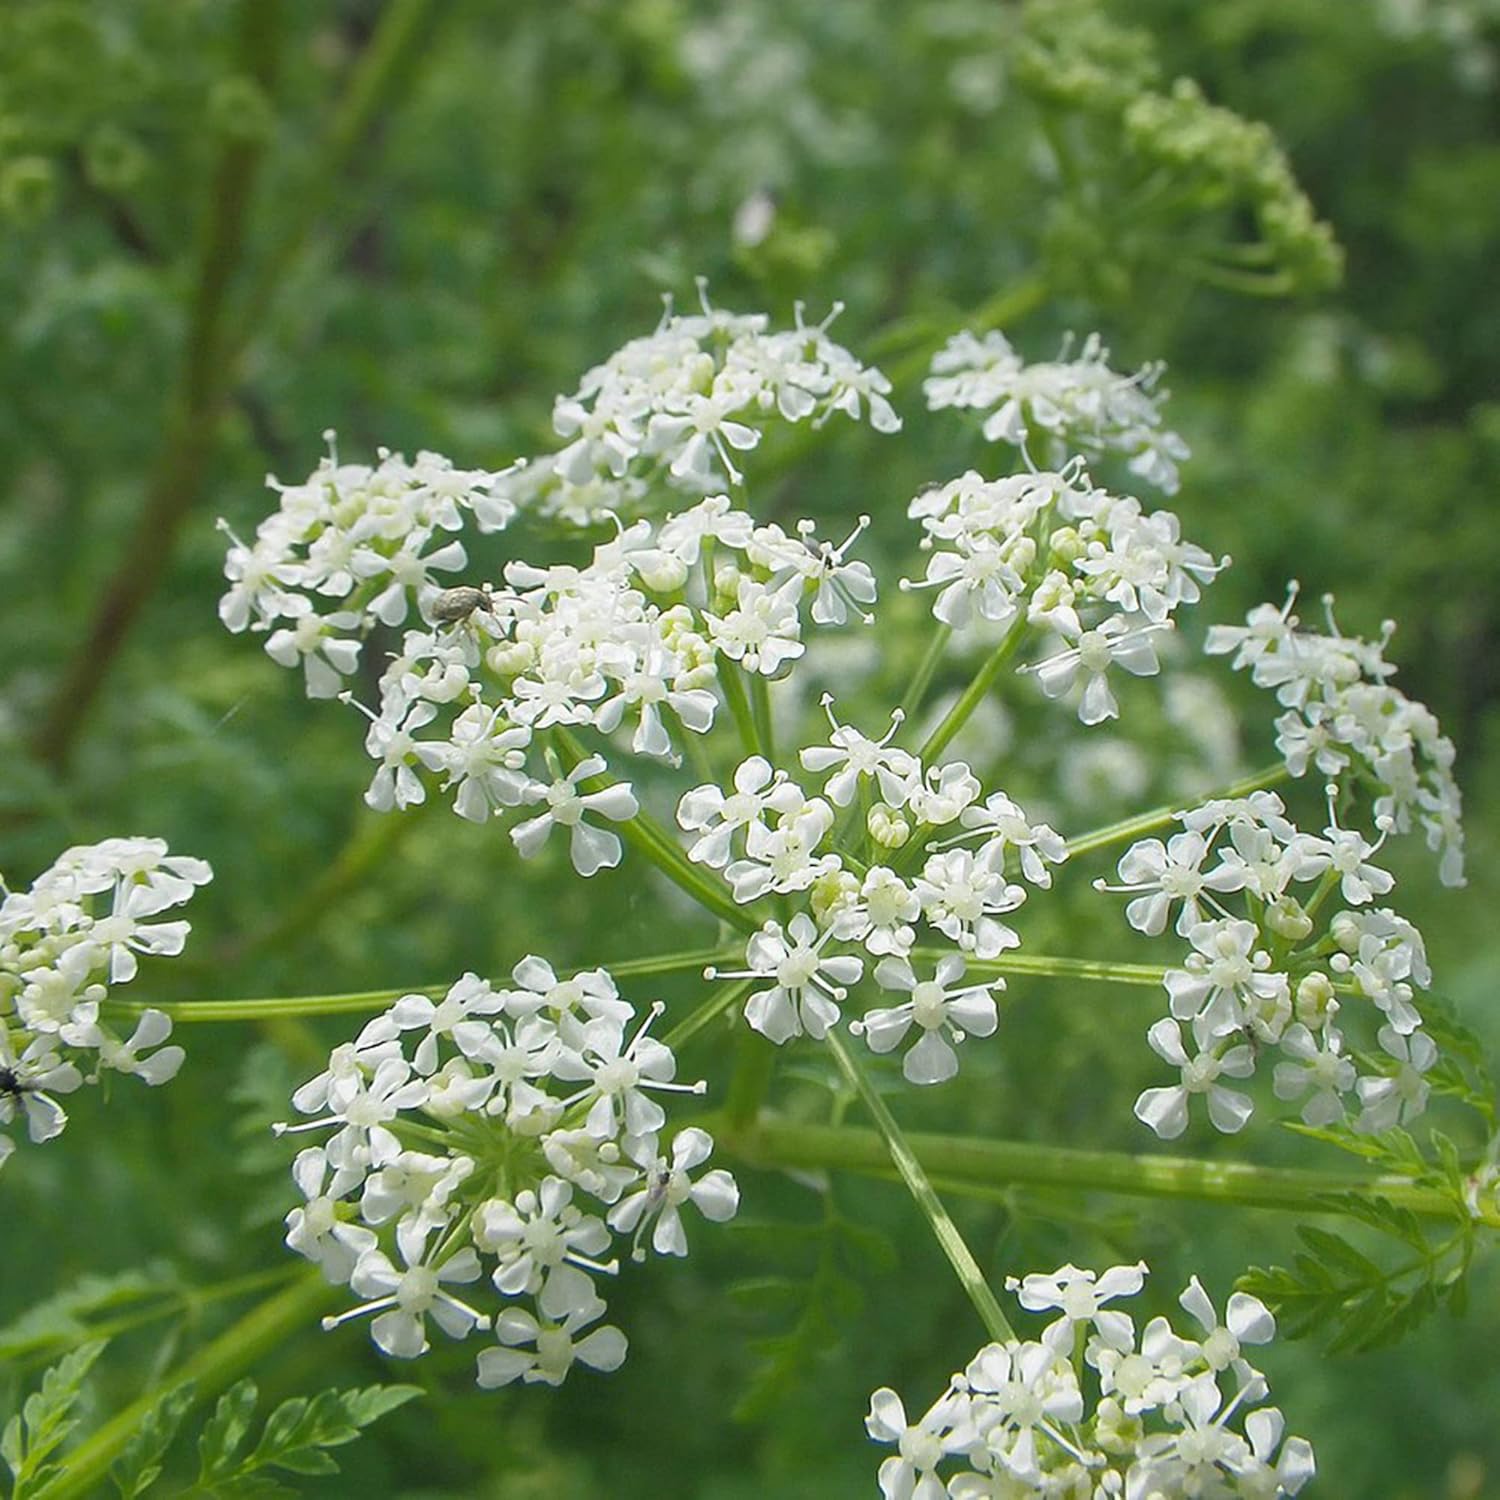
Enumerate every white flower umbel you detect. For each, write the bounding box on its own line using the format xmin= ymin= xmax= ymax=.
xmin=1209 ymin=585 xmax=1465 ymax=886
xmin=924 ymin=329 xmax=1190 ymax=492
xmin=865 ymin=1263 xmax=1315 ymax=1497
xmin=1100 ymin=785 xmax=1444 ymax=1142
xmin=280 ymin=955 xmax=737 ymax=1389
xmin=0 ymin=837 xmax=209 ymax=1170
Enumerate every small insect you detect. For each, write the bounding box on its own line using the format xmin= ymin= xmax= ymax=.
xmin=0 ymin=1066 xmax=28 ymax=1100
xmin=430 ymin=582 xmax=496 ymax=625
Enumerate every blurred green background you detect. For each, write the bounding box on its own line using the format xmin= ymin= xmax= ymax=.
xmin=1 ymin=1 xmax=1497 ymax=1495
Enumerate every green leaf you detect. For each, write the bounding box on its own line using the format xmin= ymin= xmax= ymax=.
xmin=111 ymin=1381 xmax=196 ymax=1498
xmin=197 ymin=1381 xmax=259 ymax=1480
xmin=196 ymin=1382 xmax=421 ymax=1492
xmin=0 ymin=1271 xmax=176 ymax=1364
xmin=6 ymin=1340 xmax=107 ymax=1497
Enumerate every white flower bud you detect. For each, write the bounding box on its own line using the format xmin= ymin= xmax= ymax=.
xmin=1265 ymin=896 xmax=1313 ymax=941
xmin=1294 ymin=971 xmax=1338 ymax=1029
xmin=867 ymin=802 xmax=911 ymax=849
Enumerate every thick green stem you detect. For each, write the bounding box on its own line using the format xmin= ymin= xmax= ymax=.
xmin=717 ymin=662 xmax=760 ymax=758
xmin=749 ymin=672 xmax=776 ymax=766
xmin=732 ymin=1117 xmax=1477 ymax=1222
xmin=1063 ymin=764 xmax=1290 ymax=862
xmin=825 ymin=1033 xmax=1015 ymax=1342
xmin=35 ymin=1273 xmax=335 ymax=1500
xmin=919 ymin=615 xmax=1029 ymax=763
xmin=724 ymin=1029 xmax=778 ymax=1130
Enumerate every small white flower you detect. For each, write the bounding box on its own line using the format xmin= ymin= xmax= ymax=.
xmin=710 ymin=913 xmax=863 ymax=1045
xmin=1134 ymin=1014 xmax=1256 ymax=1140
xmin=857 ymin=954 xmax=1001 ymax=1085
xmin=477 ymin=1298 xmax=627 ymax=1388
xmin=512 ymin=755 xmax=639 ymax=876
xmin=1355 ymin=1026 xmax=1437 ymax=1132
xmin=1004 ymin=1260 xmax=1147 ymax=1353
xmin=607 ymin=1127 xmax=739 ymax=1259
xmin=323 ymin=1239 xmax=488 ymax=1358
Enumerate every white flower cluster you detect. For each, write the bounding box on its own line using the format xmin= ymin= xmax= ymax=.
xmin=1099 ymin=788 xmax=1438 ymax=1140
xmin=866 ymin=1262 xmax=1314 ymax=1498
xmin=905 ymin=465 xmax=1224 ymax=725
xmin=322 ymin=491 xmax=880 ymax=873
xmin=0 ymin=838 xmax=210 ymax=1169
xmin=924 ymin=329 xmax=1190 ymax=494
xmin=1207 ymin=586 xmax=1465 ymax=887
xmin=491 ymin=281 xmax=900 ymax=526
xmin=277 ymin=958 xmax=739 ymax=1387
xmin=219 ymin=442 xmax=519 ymax=699
xmin=689 ymin=708 xmax=1066 ymax=1083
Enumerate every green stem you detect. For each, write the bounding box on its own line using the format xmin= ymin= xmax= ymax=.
xmin=552 ymin=728 xmax=756 ymax=933
xmin=105 ymin=947 xmax=746 ymax=1025
xmin=919 ymin=615 xmax=1029 ymax=763
xmin=221 ymin=804 xmax=434 ymax=965
xmin=666 ymin=977 xmax=755 ymax=1052
xmin=825 ymin=1032 xmax=1015 ymax=1342
xmin=34 ymin=1273 xmax=335 ymax=1500
xmin=897 ymin=622 xmax=953 ymax=730
xmin=30 ymin=0 xmax=285 ymax=771
xmin=884 ymin=275 xmax=1050 ymax=387
xmin=1063 ymin=764 xmax=1290 ymax=863
xmin=230 ymin=0 xmax=444 ymax=350
xmin=724 ymin=1029 xmax=778 ymax=1130
xmin=2 ymin=1268 xmax=300 ymax=1368
xmin=749 ymin=672 xmax=776 ymax=765
xmin=911 ymin=949 xmax=1167 ymax=988
xmin=732 ymin=1117 xmax=1477 ymax=1222
xmin=718 ymin=661 xmax=760 ymax=758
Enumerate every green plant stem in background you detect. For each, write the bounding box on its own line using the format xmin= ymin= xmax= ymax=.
xmin=33 ymin=1273 xmax=335 ymax=1500
xmin=718 ymin=662 xmax=760 ymax=759
xmin=749 ymin=672 xmax=776 ymax=766
xmin=912 ymin=950 xmax=1168 ymax=987
xmin=897 ymin=621 xmax=954 ymax=729
xmin=881 ymin=275 xmax=1051 ymax=387
xmin=825 ymin=1031 xmax=1016 ymax=1343
xmin=731 ymin=1117 xmax=1486 ymax=1224
xmin=31 ymin=0 xmax=446 ymax=772
xmin=666 ymin=977 xmax=755 ymax=1051
xmin=30 ymin=0 xmax=285 ymax=772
